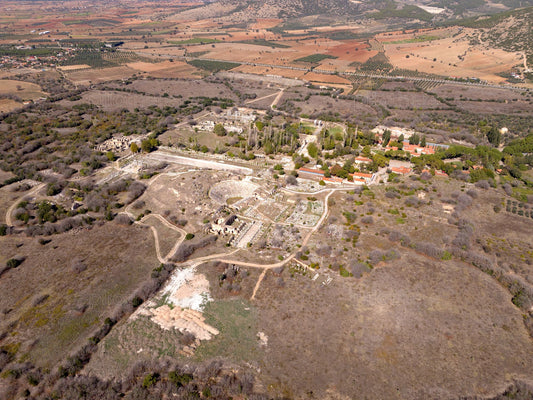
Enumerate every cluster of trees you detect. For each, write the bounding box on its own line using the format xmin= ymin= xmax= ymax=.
xmin=409 ymin=135 xmax=533 ymax=183
xmin=7 ymin=178 xmax=146 ymax=236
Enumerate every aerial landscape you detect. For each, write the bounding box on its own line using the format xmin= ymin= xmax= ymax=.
xmin=0 ymin=0 xmax=532 ymax=398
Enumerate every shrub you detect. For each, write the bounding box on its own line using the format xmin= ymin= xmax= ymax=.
xmin=131 ymin=297 xmax=143 ymax=308
xmin=466 ymin=189 xmax=478 ymax=198
xmin=475 ymin=180 xmax=490 ymax=189
xmin=502 ymin=183 xmax=513 ymax=196
xmin=71 ymin=259 xmax=87 ymax=274
xmin=349 ymin=261 xmax=371 ymax=278
xmin=185 ymin=233 xmax=195 ymax=240
xmin=169 ymin=371 xmax=193 ymax=387
xmin=6 ymin=257 xmax=24 ymax=269
xmin=405 ymin=196 xmax=420 ymax=207
xmin=115 ymin=214 xmax=133 ymax=225
xmin=142 ymin=373 xmax=159 ymax=388
xmin=361 ymin=216 xmax=374 ymax=224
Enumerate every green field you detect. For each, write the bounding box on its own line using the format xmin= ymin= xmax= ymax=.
xmin=383 ymin=35 xmax=440 ymax=44
xmin=194 ymin=299 xmax=260 ymax=362
xmin=170 ymin=37 xmax=220 ymax=45
xmin=188 ymin=59 xmax=240 ymax=72
xmin=237 ymin=39 xmax=290 ymax=48
xmin=295 ymin=54 xmax=338 ymax=64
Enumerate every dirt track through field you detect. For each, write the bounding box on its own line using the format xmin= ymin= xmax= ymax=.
xmin=5 ymin=183 xmax=45 ymax=226
xmin=270 ymin=88 xmax=285 ymax=109
xmin=245 ymin=91 xmax=278 ymax=104
xmin=122 ymin=171 xmax=190 ymax=264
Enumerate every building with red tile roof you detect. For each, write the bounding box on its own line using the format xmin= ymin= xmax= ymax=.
xmin=390 ymin=166 xmax=412 ymax=175
xmin=350 ymin=172 xmax=375 ymax=184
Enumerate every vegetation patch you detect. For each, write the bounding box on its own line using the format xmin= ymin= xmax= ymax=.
xmin=188 ymin=59 xmax=240 ymax=72
xmin=295 ymin=54 xmax=338 ymax=64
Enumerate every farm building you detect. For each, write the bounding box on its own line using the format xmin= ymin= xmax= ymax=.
xmin=298 ymin=167 xmax=325 ymax=180
xmin=350 ymin=172 xmax=375 ymax=184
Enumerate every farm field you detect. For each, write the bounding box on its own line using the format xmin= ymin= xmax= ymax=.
xmin=0 ymin=98 xmax=21 ymax=113
xmin=60 ymin=90 xmax=180 ymax=112
xmin=0 ymin=80 xmax=46 ymax=100
xmin=383 ymin=28 xmax=523 ymax=83
xmin=64 ymin=66 xmax=138 ymax=85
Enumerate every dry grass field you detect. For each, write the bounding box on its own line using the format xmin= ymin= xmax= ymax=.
xmin=1 ymin=1 xmax=533 ymax=398
xmin=124 ymin=78 xmax=237 ymax=99
xmin=61 ymin=90 xmax=179 ymax=111
xmin=0 ymin=222 xmax=158 ymax=369
xmin=0 ymin=98 xmax=21 ymax=113
xmin=383 ymin=28 xmax=522 ymax=83
xmin=128 ymin=60 xmax=202 ymax=79
xmin=362 ymin=90 xmax=448 ymax=109
xmin=0 ymin=80 xmax=46 ymax=100
xmin=278 ymin=92 xmax=378 ymax=121
xmin=254 ymin=253 xmax=533 ymax=399
xmin=65 ymin=66 xmax=138 ymax=86
xmin=232 ymin=64 xmax=308 ymax=79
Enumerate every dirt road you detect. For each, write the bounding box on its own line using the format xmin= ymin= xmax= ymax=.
xmin=270 ymin=88 xmax=285 ymax=109
xmin=140 ymin=213 xmax=188 ymax=264
xmin=5 ymin=183 xmax=45 ymax=226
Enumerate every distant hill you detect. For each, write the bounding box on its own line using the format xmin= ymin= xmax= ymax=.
xmin=455 ymin=6 xmax=533 ymax=65
xmin=170 ymin=0 xmax=533 ymax=32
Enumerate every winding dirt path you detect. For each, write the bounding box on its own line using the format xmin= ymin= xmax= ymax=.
xmin=521 ymin=51 xmax=529 ymax=71
xmin=140 ymin=213 xmax=187 ymax=264
xmin=5 ymin=183 xmax=45 ymax=226
xmin=122 ymin=171 xmax=193 ymax=264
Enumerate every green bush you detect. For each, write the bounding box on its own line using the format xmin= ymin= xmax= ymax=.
xmin=185 ymin=233 xmax=195 ymax=240
xmin=169 ymin=371 xmax=193 ymax=387
xmin=132 ymin=296 xmax=143 ymax=308
xmin=142 ymin=373 xmax=159 ymax=388
xmin=6 ymin=258 xmax=23 ymax=269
